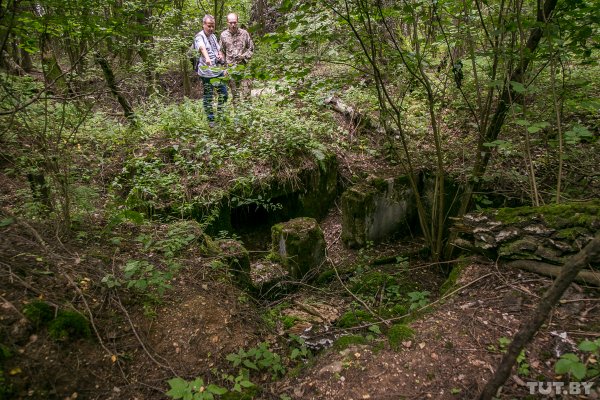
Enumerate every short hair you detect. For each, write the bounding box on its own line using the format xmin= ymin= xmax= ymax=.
xmin=203 ymin=14 xmax=215 ymax=23
xmin=227 ymin=13 xmax=238 ymax=21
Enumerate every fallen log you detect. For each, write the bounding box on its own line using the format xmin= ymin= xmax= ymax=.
xmin=507 ymin=259 xmax=600 ymax=287
xmin=324 ymin=95 xmax=377 ymax=132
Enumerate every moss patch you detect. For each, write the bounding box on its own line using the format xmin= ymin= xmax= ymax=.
xmin=315 ymin=269 xmax=336 ymax=286
xmin=22 ymin=301 xmax=55 ymax=328
xmin=440 ymin=260 xmax=467 ymax=295
xmin=333 ymin=335 xmax=368 ymax=350
xmin=387 ymin=323 xmax=415 ymax=351
xmin=495 ymin=200 xmax=600 ymax=229
xmin=380 ymin=303 xmax=409 ymax=319
xmin=48 ymin=311 xmax=92 ymax=341
xmin=350 ymin=271 xmax=397 ymax=295
xmin=336 ymin=310 xmax=374 ymax=328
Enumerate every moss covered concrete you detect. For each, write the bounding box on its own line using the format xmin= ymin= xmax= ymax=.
xmin=495 ymin=199 xmax=600 ymax=229
xmin=271 ymin=217 xmax=325 ymax=279
xmin=341 ymin=175 xmax=417 ymax=248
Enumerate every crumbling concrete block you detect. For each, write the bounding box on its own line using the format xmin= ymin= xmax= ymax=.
xmin=341 ymin=176 xmax=417 ymax=248
xmin=271 ymin=217 xmax=326 ymax=279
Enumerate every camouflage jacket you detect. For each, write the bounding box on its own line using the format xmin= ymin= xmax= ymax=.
xmin=219 ymin=28 xmax=254 ymax=66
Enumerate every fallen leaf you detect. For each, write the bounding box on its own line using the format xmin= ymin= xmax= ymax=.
xmin=419 ymin=342 xmax=426 ymax=349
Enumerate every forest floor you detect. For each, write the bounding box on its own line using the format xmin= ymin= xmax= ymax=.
xmin=2 ymin=185 xmax=600 ymax=399
xmin=2 ymin=73 xmax=600 ymax=400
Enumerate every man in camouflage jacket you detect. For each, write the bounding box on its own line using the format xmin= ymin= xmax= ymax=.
xmin=219 ymin=13 xmax=254 ymax=101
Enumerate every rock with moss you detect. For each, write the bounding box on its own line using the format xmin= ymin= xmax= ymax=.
xmin=271 ymin=217 xmax=325 ymax=279
xmin=453 ymin=200 xmax=600 ymax=267
xmin=341 ymin=175 xmax=417 ymax=248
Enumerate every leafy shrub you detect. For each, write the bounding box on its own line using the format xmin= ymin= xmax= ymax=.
xmin=407 ymin=291 xmax=430 ymax=311
xmin=226 ymin=342 xmax=285 ymax=379
xmin=166 ymin=377 xmax=227 ymax=400
xmin=121 ymin=259 xmax=174 ymax=296
xmin=555 ymin=339 xmax=600 ymax=381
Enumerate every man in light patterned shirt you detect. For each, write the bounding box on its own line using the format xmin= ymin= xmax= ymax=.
xmin=194 ymin=14 xmax=227 ymax=126
xmin=219 ymin=13 xmax=254 ymax=102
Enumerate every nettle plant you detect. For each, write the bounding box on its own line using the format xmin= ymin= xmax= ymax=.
xmin=166 ymin=377 xmax=227 ymax=400
xmin=407 ymin=291 xmax=430 ymax=311
xmin=226 ymin=342 xmax=285 ymax=379
xmin=165 ymin=339 xmax=309 ymax=399
xmin=102 ymin=221 xmax=198 ymax=296
xmin=555 ymin=339 xmax=600 ymax=381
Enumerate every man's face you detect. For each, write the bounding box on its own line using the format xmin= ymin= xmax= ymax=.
xmin=203 ymin=19 xmax=215 ymax=35
xmin=227 ymin=16 xmax=239 ymax=33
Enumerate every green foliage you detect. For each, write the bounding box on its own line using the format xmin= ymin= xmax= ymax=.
xmin=22 ymin=301 xmax=55 ymax=327
xmin=351 ymin=271 xmax=396 ymax=295
xmin=407 ymin=291 xmax=430 ymax=311
xmin=386 ymin=324 xmax=415 ymax=351
xmin=281 ymin=315 xmax=298 ymax=330
xmin=564 ymin=124 xmax=594 ymax=145
xmin=121 ymin=259 xmax=174 ymax=296
xmin=555 ymin=339 xmax=600 ymax=381
xmin=110 ymin=96 xmax=337 ymax=221
xmin=226 ymin=342 xmax=285 ymax=379
xmin=47 ymin=311 xmax=91 ymax=341
xmin=220 ymin=369 xmax=255 ymax=394
xmin=260 ymin=302 xmax=290 ymax=330
xmin=102 ymin=221 xmax=202 ymax=296
xmin=155 ymin=221 xmax=199 ymax=258
xmin=288 ymin=335 xmax=311 ymax=361
xmin=516 ymin=350 xmax=530 ymax=376
xmin=498 ymin=337 xmax=511 ymax=352
xmin=166 ymin=377 xmax=228 ymax=400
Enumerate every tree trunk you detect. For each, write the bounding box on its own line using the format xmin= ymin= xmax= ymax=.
xmin=20 ymin=45 xmax=33 ymax=72
xmin=444 ymin=0 xmax=559 ymax=260
xmin=94 ymin=52 xmax=136 ymax=123
xmin=41 ymin=39 xmax=70 ymax=95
